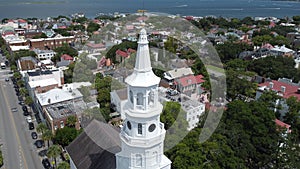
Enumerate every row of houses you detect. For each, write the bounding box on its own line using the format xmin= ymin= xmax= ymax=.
xmin=15 ymin=56 xmax=98 ymax=134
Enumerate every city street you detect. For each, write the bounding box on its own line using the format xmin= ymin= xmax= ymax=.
xmin=0 ymin=69 xmax=43 ymax=169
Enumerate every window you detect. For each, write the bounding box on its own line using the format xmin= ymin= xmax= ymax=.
xmin=127 ymin=121 xmax=132 ymax=130
xmin=148 ymin=124 xmax=156 ymax=132
xmin=138 ymin=123 xmax=142 ymax=135
xmin=60 ymin=121 xmax=64 ymax=128
xmin=153 ymin=151 xmax=158 ymax=164
xmin=148 ymin=90 xmax=154 ymax=106
xmin=135 ymin=154 xmax=142 ymax=167
xmin=137 ymin=93 xmax=143 ymax=105
xmin=129 ymin=90 xmax=133 ymax=103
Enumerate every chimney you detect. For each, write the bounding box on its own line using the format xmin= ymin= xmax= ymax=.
xmin=269 ymin=82 xmax=274 ymax=89
xmin=281 ymin=86 xmax=286 ymax=93
xmin=48 ymin=98 xmax=51 ymax=104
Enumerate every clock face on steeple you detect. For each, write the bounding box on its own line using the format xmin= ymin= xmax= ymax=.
xmin=148 ymin=124 xmax=156 ymax=132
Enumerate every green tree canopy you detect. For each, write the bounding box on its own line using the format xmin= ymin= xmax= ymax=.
xmin=54 ymin=127 xmax=81 ymax=147
xmin=57 ymin=161 xmax=70 ymax=169
xmin=47 ymin=145 xmax=62 ymax=168
xmin=87 ymin=21 xmax=100 ymax=33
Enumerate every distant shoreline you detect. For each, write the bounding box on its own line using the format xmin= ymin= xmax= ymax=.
xmin=0 ymin=0 xmax=300 ymax=19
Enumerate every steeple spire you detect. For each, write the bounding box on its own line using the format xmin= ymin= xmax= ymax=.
xmin=125 ymin=29 xmax=160 ymax=87
xmin=134 ymin=29 xmax=152 ymax=72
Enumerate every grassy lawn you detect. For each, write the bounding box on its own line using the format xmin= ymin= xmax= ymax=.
xmin=206 ymin=65 xmax=225 ymax=73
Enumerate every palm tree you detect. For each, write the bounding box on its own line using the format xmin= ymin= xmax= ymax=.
xmin=42 ymin=129 xmax=53 ymax=148
xmin=47 ymin=145 xmax=62 ymax=169
xmin=37 ymin=123 xmax=48 ymax=134
xmin=24 ymin=96 xmax=33 ymax=106
xmin=66 ymin=115 xmax=77 ymax=128
xmin=0 ymin=150 xmax=3 ymax=167
xmin=13 ymin=72 xmax=21 ymax=80
xmin=17 ymin=80 xmax=24 ymax=87
xmin=57 ymin=161 xmax=70 ymax=169
xmin=19 ymin=87 xmax=28 ymax=97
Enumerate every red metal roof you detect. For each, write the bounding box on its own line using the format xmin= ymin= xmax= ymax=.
xmin=275 ymin=119 xmax=291 ymax=133
xmin=258 ymin=80 xmax=300 ymax=100
xmin=87 ymin=43 xmax=105 ymax=48
xmin=195 ymin=75 xmax=205 ymax=84
xmin=177 ymin=74 xmax=205 ymax=87
xmin=116 ymin=49 xmax=128 ymax=58
xmin=18 ymin=19 xmax=27 ymax=23
xmin=127 ymin=48 xmax=136 ymax=53
xmin=61 ymin=54 xmax=73 ymax=61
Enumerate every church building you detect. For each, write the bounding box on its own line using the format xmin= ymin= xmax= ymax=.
xmin=67 ymin=29 xmax=171 ymax=169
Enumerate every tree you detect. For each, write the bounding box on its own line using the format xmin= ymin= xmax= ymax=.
xmin=17 ymin=80 xmax=24 ymax=88
xmin=53 ymin=44 xmax=78 ymax=62
xmin=42 ymin=129 xmax=53 ymax=148
xmin=0 ymin=150 xmax=3 ymax=167
xmin=57 ymin=161 xmax=70 ymax=169
xmin=160 ymin=101 xmax=181 ymax=130
xmin=226 ymin=69 xmax=257 ymax=100
xmin=47 ymin=145 xmax=62 ymax=168
xmin=54 ymin=127 xmax=81 ymax=147
xmin=24 ymin=96 xmax=33 ymax=106
xmin=87 ymin=21 xmax=100 ymax=33
xmin=215 ymin=41 xmax=253 ymax=63
xmin=248 ymin=56 xmax=298 ymax=82
xmin=66 ymin=115 xmax=77 ymax=128
xmin=37 ymin=123 xmax=48 ymax=134
xmin=19 ymin=87 xmax=28 ymax=97
xmin=13 ymin=72 xmax=21 ymax=80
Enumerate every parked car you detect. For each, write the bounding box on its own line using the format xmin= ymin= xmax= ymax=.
xmin=18 ymin=96 xmax=22 ymax=101
xmin=23 ymin=110 xmax=29 ymax=116
xmin=26 ymin=116 xmax=32 ymax=123
xmin=22 ymin=106 xmax=27 ymax=111
xmin=28 ymin=122 xmax=34 ymax=130
xmin=35 ymin=140 xmax=44 ymax=148
xmin=31 ymin=132 xmax=38 ymax=139
xmin=42 ymin=158 xmax=51 ymax=169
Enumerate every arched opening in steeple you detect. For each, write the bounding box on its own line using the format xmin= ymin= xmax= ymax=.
xmin=148 ymin=90 xmax=154 ymax=107
xmin=137 ymin=93 xmax=144 ymax=105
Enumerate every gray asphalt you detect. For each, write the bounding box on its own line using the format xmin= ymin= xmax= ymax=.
xmin=0 ymin=69 xmax=44 ymax=169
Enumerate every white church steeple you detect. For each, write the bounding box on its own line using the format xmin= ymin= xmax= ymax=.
xmin=116 ymin=29 xmax=171 ymax=169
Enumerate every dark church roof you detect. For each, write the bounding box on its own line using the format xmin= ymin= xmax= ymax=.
xmin=66 ymin=119 xmax=121 ymax=169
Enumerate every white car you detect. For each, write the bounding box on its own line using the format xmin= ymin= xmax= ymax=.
xmin=26 ymin=116 xmax=32 ymax=123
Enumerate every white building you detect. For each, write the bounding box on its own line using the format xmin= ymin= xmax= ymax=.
xmin=116 ymin=29 xmax=171 ymax=169
xmin=163 ymin=67 xmax=194 ymax=85
xmin=270 ymin=45 xmax=295 ymax=57
xmin=181 ymin=99 xmax=205 ymax=131
xmin=110 ymin=88 xmax=128 ymax=119
xmin=33 ymin=49 xmax=56 ymax=60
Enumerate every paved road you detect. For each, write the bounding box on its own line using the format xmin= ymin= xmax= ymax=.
xmin=0 ymin=69 xmax=44 ymax=169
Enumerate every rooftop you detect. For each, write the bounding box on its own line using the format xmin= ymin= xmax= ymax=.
xmin=28 ymin=78 xmax=58 ymax=88
xmin=66 ymin=119 xmax=121 ymax=169
xmin=164 ymin=67 xmax=194 ymax=80
xmin=45 ymin=99 xmax=86 ymax=120
xmin=258 ymin=80 xmax=300 ymax=101
xmin=176 ymin=74 xmax=205 ymax=87
xmin=36 ymin=88 xmax=83 ymax=106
